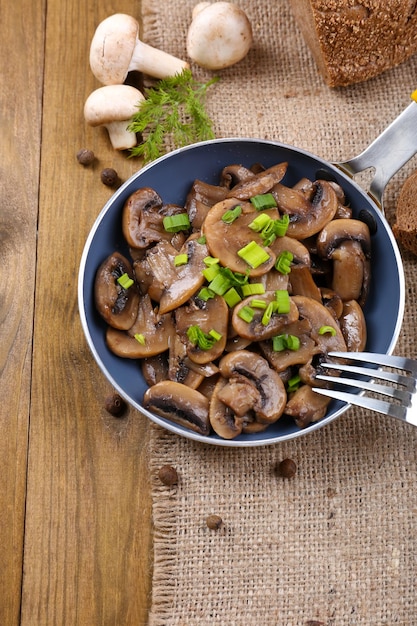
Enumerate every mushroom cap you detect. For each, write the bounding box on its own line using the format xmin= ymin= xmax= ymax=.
xmin=89 ymin=13 xmax=139 ymax=84
xmin=186 ymin=2 xmax=253 ymax=70
xmin=84 ymin=85 xmax=143 ymax=127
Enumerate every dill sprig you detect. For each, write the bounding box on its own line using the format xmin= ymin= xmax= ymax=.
xmin=128 ymin=69 xmax=219 ymax=163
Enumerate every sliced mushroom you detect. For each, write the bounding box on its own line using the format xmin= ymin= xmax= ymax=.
xmin=122 ymin=187 xmax=187 ymax=249
xmin=143 ymin=380 xmax=210 ymax=435
xmin=259 ymin=318 xmax=315 ymax=372
xmin=284 ymin=384 xmax=331 ymax=428
xmin=291 ymin=295 xmax=347 ymax=385
xmin=106 ymin=293 xmax=175 ymax=358
xmin=203 ymin=199 xmax=277 ymax=276
xmin=142 ymin=353 xmax=169 ymax=386
xmin=316 ymin=218 xmax=371 ymax=304
xmin=175 ymin=295 xmax=229 ymax=364
xmin=320 ymin=288 xmax=344 ymax=320
xmin=94 ymin=252 xmax=139 ymax=330
xmin=274 ymin=180 xmax=339 ymax=239
xmin=218 ymin=350 xmax=287 ymax=424
xmin=226 ymin=162 xmax=288 ymax=200
xmin=219 ymin=164 xmax=255 ymax=189
xmin=185 ymin=179 xmax=228 ymax=229
xmin=209 ymin=376 xmax=248 ymax=439
xmin=288 ymin=265 xmax=322 ymax=301
xmin=232 ymin=293 xmax=299 ymax=341
xmin=136 ymin=235 xmax=208 ymax=314
xmin=339 ymin=299 xmax=367 ymax=351
xmin=167 ymin=333 xmax=205 ymax=388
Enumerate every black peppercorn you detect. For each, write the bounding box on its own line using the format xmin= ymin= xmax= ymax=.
xmin=158 ymin=465 xmax=178 ymax=486
xmin=100 ymin=167 xmax=120 ymax=187
xmin=275 ymin=458 xmax=297 ymax=478
xmin=104 ymin=392 xmax=126 ymax=417
xmin=206 ymin=514 xmax=223 ymax=530
xmin=76 ymin=148 xmax=95 ymax=166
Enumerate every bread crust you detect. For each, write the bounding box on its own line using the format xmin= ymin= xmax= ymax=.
xmin=288 ymin=0 xmax=417 ymax=86
xmin=393 ymin=169 xmax=417 ymax=256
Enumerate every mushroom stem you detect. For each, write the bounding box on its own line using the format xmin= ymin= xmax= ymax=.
xmin=105 ymin=120 xmax=137 ymax=150
xmin=129 ymin=38 xmax=189 ymax=80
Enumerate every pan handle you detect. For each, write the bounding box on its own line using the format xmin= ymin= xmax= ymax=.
xmin=336 ymin=90 xmax=417 ymax=210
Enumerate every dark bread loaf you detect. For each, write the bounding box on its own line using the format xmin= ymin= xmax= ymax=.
xmin=288 ymin=0 xmax=417 ymax=87
xmin=393 ymin=170 xmax=417 ymax=256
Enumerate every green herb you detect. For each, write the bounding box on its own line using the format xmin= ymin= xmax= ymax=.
xmin=275 ymin=250 xmax=293 ymax=274
xmin=318 ymin=325 xmax=337 ymax=336
xmin=272 ymin=334 xmax=300 ymax=351
xmin=134 ymin=333 xmax=146 ymax=345
xmin=163 ymin=213 xmax=190 ymax=232
xmin=117 ymin=273 xmax=134 ymax=289
xmin=187 ymin=325 xmax=220 ymax=350
xmin=221 ymin=205 xmax=242 ymax=224
xmin=238 ymin=305 xmax=255 ymax=323
xmin=128 ymin=69 xmax=219 ymax=163
xmin=250 ymin=193 xmax=277 ymax=211
xmin=174 ymin=253 xmax=188 ymax=266
xmin=223 ymin=287 xmax=242 ymax=308
xmin=237 ymin=241 xmax=270 ymax=268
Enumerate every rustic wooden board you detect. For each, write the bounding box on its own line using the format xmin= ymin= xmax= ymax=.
xmin=0 ymin=0 xmax=153 ymax=623
xmin=0 ymin=0 xmax=45 ymax=623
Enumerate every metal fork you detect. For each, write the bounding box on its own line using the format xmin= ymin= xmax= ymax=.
xmin=313 ymin=351 xmax=417 ymax=426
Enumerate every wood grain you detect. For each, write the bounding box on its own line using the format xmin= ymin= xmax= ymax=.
xmin=1 ymin=0 xmax=153 ymax=623
xmin=0 ymin=0 xmax=45 ymax=623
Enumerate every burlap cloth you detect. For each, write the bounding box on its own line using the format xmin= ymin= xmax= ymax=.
xmin=140 ymin=2 xmax=417 ymax=624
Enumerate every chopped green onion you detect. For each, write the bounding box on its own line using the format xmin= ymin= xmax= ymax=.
xmin=286 ymin=335 xmax=300 ymax=350
xmin=187 ymin=325 xmax=219 ymax=350
xmin=162 ymin=213 xmax=190 ymax=232
xmin=221 ymin=205 xmax=242 ymax=224
xmin=250 ymin=193 xmax=277 ymax=211
xmin=220 ymin=267 xmax=249 ymax=286
xmin=261 ymin=301 xmax=277 ymax=326
xmin=238 ymin=305 xmax=255 ymax=323
xmin=273 ymin=214 xmax=290 ymax=237
xmin=198 ymin=287 xmax=215 ymax=301
xmin=117 ymin=273 xmax=134 ymax=289
xmin=237 ymin=241 xmax=270 ymax=268
xmin=174 ymin=253 xmax=188 ymax=266
xmin=262 ymin=233 xmax=277 ymax=247
xmin=318 ymin=325 xmax=337 ymax=336
xmin=223 ymin=287 xmax=242 ymax=307
xmin=275 ymin=250 xmax=293 ymax=274
xmin=275 ymin=290 xmax=290 ymax=314
xmin=197 ymin=235 xmax=207 ymax=244
xmin=248 ymin=213 xmax=271 ymax=232
xmin=250 ymin=298 xmax=267 ymax=309
xmin=134 ymin=333 xmax=146 ymax=345
xmin=204 ymin=256 xmax=220 ymax=266
xmin=202 ymin=263 xmax=220 ymax=282
xmin=209 ymin=329 xmax=222 ymax=341
xmin=272 ymin=334 xmax=287 ymax=351
xmin=287 ymin=374 xmax=301 ymax=392
xmin=208 ymin=272 xmax=232 ymax=296
xmin=241 ymin=283 xmax=265 ymax=297
xmin=272 ymin=334 xmax=300 ymax=351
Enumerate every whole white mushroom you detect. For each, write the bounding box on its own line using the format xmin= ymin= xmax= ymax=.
xmin=90 ymin=13 xmax=189 ymax=84
xmin=84 ymin=84 xmax=144 ymax=150
xmin=186 ymin=2 xmax=253 ymax=70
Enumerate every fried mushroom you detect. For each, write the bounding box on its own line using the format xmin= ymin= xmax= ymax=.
xmin=94 ymin=251 xmax=139 ymax=330
xmin=143 ymin=380 xmax=210 ymax=435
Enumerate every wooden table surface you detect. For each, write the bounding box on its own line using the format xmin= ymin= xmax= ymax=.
xmin=1 ymin=1 xmax=154 ymax=623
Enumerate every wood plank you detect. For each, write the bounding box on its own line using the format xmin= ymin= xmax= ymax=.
xmin=0 ymin=0 xmax=45 ymax=623
xmin=21 ymin=1 xmax=153 ymax=624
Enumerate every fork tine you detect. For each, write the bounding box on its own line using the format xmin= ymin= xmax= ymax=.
xmin=328 ymin=351 xmax=417 ymax=375
xmin=313 ymin=387 xmax=408 ymax=421
xmin=320 ymin=362 xmax=416 ymax=390
xmin=315 ymin=373 xmax=413 ymax=404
